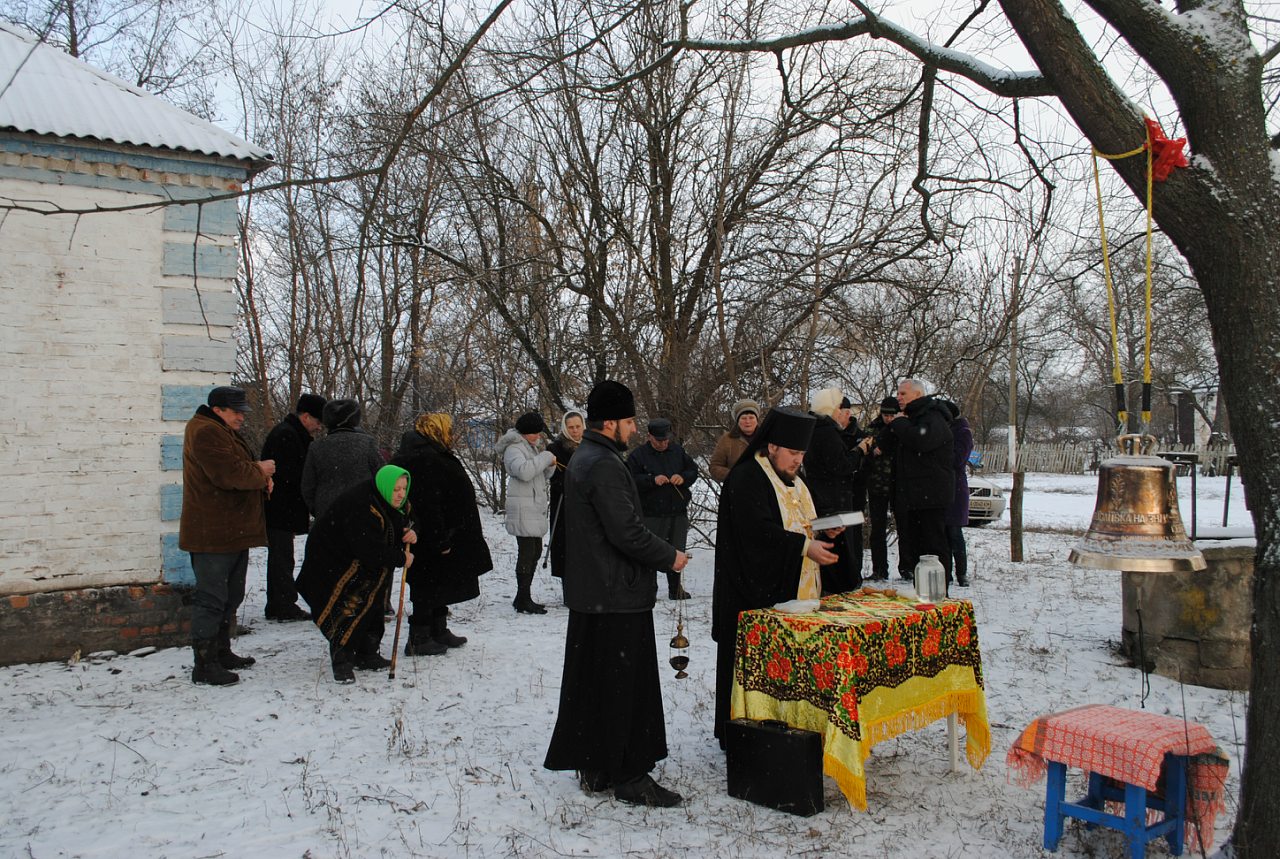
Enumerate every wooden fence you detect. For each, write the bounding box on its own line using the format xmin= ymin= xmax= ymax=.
xmin=972 ymin=442 xmax=1236 ymax=476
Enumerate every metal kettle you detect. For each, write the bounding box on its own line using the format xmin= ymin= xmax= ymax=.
xmin=913 ymin=554 xmax=947 ymax=603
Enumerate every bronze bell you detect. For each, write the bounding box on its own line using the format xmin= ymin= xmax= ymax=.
xmin=1068 ymin=434 xmax=1206 ymax=572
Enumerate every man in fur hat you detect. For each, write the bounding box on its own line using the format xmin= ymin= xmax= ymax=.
xmin=711 ymin=407 xmax=841 ymax=747
xmin=544 ymin=380 xmax=689 ymax=808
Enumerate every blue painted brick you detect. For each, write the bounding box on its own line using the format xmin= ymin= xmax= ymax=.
xmin=163 ymin=199 xmax=240 ymax=237
xmin=161 ymin=435 xmax=183 ymax=470
xmin=161 ymin=533 xmax=194 ymax=586
xmin=162 ymin=242 xmax=240 ymax=279
xmin=160 ymin=484 xmax=183 ymax=521
xmin=162 ymin=385 xmax=215 ymax=420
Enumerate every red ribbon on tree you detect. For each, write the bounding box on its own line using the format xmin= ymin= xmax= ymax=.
xmin=1144 ymin=117 xmax=1188 ymax=181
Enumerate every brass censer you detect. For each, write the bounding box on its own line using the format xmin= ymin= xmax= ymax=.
xmin=669 ymin=569 xmax=690 ymax=678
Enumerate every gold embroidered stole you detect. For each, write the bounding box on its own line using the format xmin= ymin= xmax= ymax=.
xmin=754 ymin=452 xmax=821 ymax=599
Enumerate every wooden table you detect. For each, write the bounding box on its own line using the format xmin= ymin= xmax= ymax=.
xmin=731 ymin=590 xmax=990 ymax=810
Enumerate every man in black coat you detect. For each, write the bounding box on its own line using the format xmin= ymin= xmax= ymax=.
xmin=544 ymin=380 xmax=689 ymax=808
xmin=887 ymin=379 xmax=954 ymax=580
xmin=864 ymin=397 xmax=901 ymax=580
xmin=803 ymin=389 xmax=874 ymax=593
xmin=627 ymin=417 xmax=699 ymax=600
xmin=261 ymin=393 xmax=326 ymax=621
xmin=712 ymin=407 xmax=839 ymax=747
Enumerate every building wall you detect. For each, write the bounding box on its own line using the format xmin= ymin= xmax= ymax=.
xmin=0 ymin=135 xmax=249 ymax=660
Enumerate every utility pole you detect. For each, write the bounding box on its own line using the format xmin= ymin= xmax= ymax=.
xmin=1009 ymin=255 xmax=1024 ymax=563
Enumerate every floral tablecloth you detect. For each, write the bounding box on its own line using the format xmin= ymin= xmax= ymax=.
xmin=731 ymin=590 xmax=990 ymax=810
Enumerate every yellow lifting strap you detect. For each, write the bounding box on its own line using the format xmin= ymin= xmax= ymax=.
xmin=1091 ymin=124 xmax=1155 ymax=432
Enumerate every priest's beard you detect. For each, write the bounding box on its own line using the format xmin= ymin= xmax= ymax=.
xmin=767 ymin=454 xmax=799 ymax=485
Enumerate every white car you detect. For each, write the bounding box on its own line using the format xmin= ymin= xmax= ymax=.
xmin=967 ymin=476 xmax=1007 ymax=526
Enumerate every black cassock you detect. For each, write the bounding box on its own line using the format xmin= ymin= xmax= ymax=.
xmin=543 ymin=610 xmax=668 ymax=783
xmin=712 ymin=455 xmax=809 ymax=743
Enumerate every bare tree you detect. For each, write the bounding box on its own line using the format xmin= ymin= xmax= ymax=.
xmin=673 ymin=1 xmax=1280 ymax=850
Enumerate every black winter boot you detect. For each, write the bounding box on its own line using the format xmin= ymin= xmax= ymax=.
xmin=404 ymin=626 xmax=447 ymax=656
xmin=217 ymin=622 xmax=256 ymax=670
xmin=192 ymin=640 xmax=239 ymax=686
xmin=431 ymin=610 xmax=467 ymax=648
xmin=513 ymin=572 xmax=546 ymax=614
xmin=666 ymin=572 xmax=691 ymax=600
xmin=331 ymin=643 xmax=356 ymax=683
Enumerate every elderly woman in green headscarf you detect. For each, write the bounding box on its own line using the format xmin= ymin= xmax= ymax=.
xmin=297 ymin=464 xmax=417 ymax=683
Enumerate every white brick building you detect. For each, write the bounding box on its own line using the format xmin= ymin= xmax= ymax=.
xmin=0 ymin=23 xmax=272 ymax=663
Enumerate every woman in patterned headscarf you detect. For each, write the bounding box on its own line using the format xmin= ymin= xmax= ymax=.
xmin=297 ymin=465 xmax=416 ymax=683
xmin=390 ymin=413 xmax=494 ymax=656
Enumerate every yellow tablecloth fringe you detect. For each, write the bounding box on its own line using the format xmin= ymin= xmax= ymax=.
xmin=732 ymin=663 xmax=990 ymax=811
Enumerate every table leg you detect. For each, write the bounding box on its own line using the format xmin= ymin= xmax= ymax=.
xmin=1165 ymin=754 xmax=1188 ymax=856
xmin=947 ymin=712 xmax=960 ymax=773
xmin=1044 ymin=761 xmax=1066 ymax=851
xmin=1124 ymin=780 xmax=1148 ymax=859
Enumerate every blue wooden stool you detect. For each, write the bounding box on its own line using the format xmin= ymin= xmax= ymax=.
xmin=1043 ymin=752 xmax=1188 ymax=859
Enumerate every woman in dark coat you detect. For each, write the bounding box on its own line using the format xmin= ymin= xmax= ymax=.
xmin=296 ymin=465 xmax=415 ymax=683
xmin=391 ymin=413 xmax=493 ymax=655
xmin=546 ymin=409 xmax=585 ymax=580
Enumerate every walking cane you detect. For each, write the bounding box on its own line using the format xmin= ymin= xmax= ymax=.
xmin=388 ymin=541 xmax=414 ymax=681
xmin=542 ymin=495 xmax=564 ymax=570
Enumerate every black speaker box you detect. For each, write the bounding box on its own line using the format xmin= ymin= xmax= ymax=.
xmin=724 ymin=718 xmax=824 ymax=816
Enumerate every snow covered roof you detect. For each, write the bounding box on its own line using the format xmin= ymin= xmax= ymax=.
xmin=0 ymin=23 xmax=272 ymax=169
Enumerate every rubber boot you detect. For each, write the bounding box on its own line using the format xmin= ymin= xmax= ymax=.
xmin=431 ymin=609 xmax=467 ymax=648
xmin=667 ymin=572 xmax=691 ymax=600
xmin=217 ymin=622 xmax=256 ymax=670
xmin=192 ymin=640 xmax=239 ymax=686
xmin=513 ymin=572 xmax=546 ymax=614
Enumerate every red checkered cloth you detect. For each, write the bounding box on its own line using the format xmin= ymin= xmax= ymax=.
xmin=1008 ymin=704 xmax=1230 ymax=851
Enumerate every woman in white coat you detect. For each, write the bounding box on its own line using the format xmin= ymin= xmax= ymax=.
xmin=497 ymin=412 xmax=556 ymax=614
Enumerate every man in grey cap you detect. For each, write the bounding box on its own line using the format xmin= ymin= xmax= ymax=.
xmin=626 ymin=417 xmax=699 ymax=599
xmin=179 ymin=386 xmax=276 ymax=686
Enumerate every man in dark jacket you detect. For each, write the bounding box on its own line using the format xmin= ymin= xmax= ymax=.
xmin=864 ymin=397 xmax=901 ymax=580
xmin=887 ymin=379 xmax=954 ymax=580
xmin=803 ymin=388 xmax=873 ymax=593
xmin=544 ymin=380 xmax=689 ymax=809
xmin=627 ymin=417 xmax=698 ymax=600
xmin=261 ymin=393 xmax=326 ymax=621
xmin=179 ymin=386 xmax=275 ymax=686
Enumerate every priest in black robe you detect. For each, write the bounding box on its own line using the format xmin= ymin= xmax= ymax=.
xmin=712 ymin=407 xmax=841 ymax=747
xmin=544 ymin=380 xmax=691 ymax=808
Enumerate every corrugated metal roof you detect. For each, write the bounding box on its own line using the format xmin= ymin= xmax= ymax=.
xmin=0 ymin=23 xmax=272 ymax=168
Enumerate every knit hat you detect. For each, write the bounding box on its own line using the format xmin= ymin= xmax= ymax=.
xmin=811 ymin=387 xmax=845 ymax=417
xmin=208 ymin=386 xmax=250 ymax=413
xmin=879 ymin=396 xmax=900 ymax=415
xmin=322 ymin=398 xmax=361 ymax=431
xmin=515 ymin=412 xmax=546 ymax=435
xmin=375 ymin=464 xmax=411 ymax=511
xmin=296 ymin=393 xmax=327 ymax=420
xmin=586 ymin=380 xmax=636 ymax=421
xmin=731 ymin=399 xmax=760 ymax=423
xmin=940 ymin=399 xmax=960 ymax=420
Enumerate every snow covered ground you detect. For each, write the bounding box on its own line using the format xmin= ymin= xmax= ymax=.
xmin=0 ymin=473 xmax=1253 ymax=858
